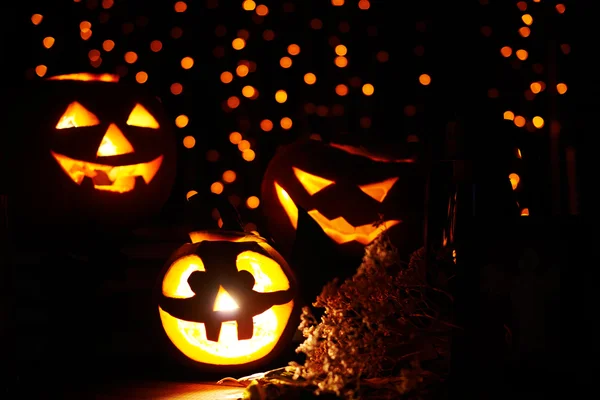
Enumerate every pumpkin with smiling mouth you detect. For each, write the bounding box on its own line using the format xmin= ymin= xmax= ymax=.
xmin=261 ymin=138 xmax=425 ymax=260
xmin=1 ymin=72 xmax=177 ymax=234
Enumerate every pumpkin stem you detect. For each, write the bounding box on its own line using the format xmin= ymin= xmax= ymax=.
xmin=186 ymin=191 xmax=246 ymax=232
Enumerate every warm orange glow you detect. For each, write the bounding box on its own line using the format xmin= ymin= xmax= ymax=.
xmin=176 ymin=115 xmax=189 ymax=128
xmin=335 ymin=84 xmax=348 ymax=96
xmin=557 ymin=83 xmax=568 ymax=94
xmin=530 ymin=82 xmax=542 ymax=93
xmin=419 ymin=74 xmax=431 ymax=85
xmin=150 ymin=40 xmax=163 ymax=52
xmin=516 ymin=49 xmax=528 ymax=60
xmin=242 ymin=149 xmax=256 ymax=162
xmin=223 ymin=170 xmax=237 ymax=183
xmin=362 ymin=83 xmax=374 ymax=96
xmin=124 ymin=51 xmax=138 ymax=64
xmin=334 ymin=56 xmax=348 ymax=67
xmin=514 ymin=116 xmax=526 ymax=128
xmin=186 ymin=190 xmax=198 ymax=200
xmin=260 ymin=120 xmax=273 ymax=132
xmin=517 ymin=1 xmax=527 ymax=11
xmin=227 ymin=96 xmax=240 ymax=109
xmin=159 ymin=241 xmax=294 ymax=366
xmin=293 ymin=167 xmax=334 ymax=195
xmin=232 ymin=38 xmax=246 ymax=50
xmin=242 ymin=85 xmax=256 ymax=98
xmin=127 ymin=104 xmax=160 ymax=128
xmin=275 ymin=90 xmax=288 ymax=103
xmin=358 ymin=177 xmax=399 ymax=203
xmin=103 ymin=40 xmax=115 ymax=51
xmin=211 ymin=182 xmax=224 ymax=194
xmin=335 ymin=44 xmax=347 ymax=56
xmin=274 ymin=182 xmax=298 ymax=229
xmin=183 ymin=136 xmax=196 ymax=149
xmin=31 ymin=14 xmax=43 ymax=25
xmin=171 ymin=83 xmax=183 ymax=95
xmin=516 ymin=148 xmax=522 ymax=159
xmin=229 ymin=132 xmax=242 ymax=144
xmin=332 ymin=0 xmax=345 ymax=5
xmin=55 ymin=102 xmax=100 ymax=129
xmin=303 ymin=73 xmax=317 ymax=85
xmin=521 ymin=208 xmax=530 ymax=216
xmin=509 ymin=173 xmax=520 ymax=190
xmin=135 ymin=71 xmax=148 ymax=84
xmin=174 ymin=1 xmax=187 ymax=12
xmin=358 ymin=0 xmax=370 ymax=10
xmin=43 ymin=37 xmax=55 ymax=49
xmin=532 ymin=116 xmax=544 ymax=128
xmin=280 ymin=117 xmax=293 ymax=130
xmin=97 ymin=124 xmax=134 ymax=157
xmin=519 ymin=27 xmax=530 ymax=37
xmin=287 ymin=44 xmax=300 ymax=56
xmin=308 ymin=210 xmax=401 ymax=245
xmin=80 ymin=21 xmax=91 ymax=32
xmin=280 ymin=57 xmax=292 ymax=68
xmin=243 ymin=0 xmax=256 ymax=11
xmin=329 ymin=143 xmax=414 ymax=163
xmin=247 ymin=196 xmax=260 ymax=209
xmin=236 ymin=64 xmax=249 ymax=77
xmin=213 ymin=286 xmax=239 ymax=311
xmin=500 ymin=46 xmax=512 ymax=57
xmin=35 ymin=65 xmax=47 ymax=77
xmin=181 ymin=57 xmax=194 ymax=69
xmin=256 ymin=4 xmax=269 ymax=16
xmin=51 ymin=152 xmax=162 ymax=193
xmin=556 ymin=4 xmax=565 ymax=14
xmin=221 ymin=71 xmax=233 ymax=83
xmin=48 ymin=73 xmax=119 ymax=82
xmin=521 ymin=14 xmax=533 ymax=25
xmin=504 ymin=111 xmax=515 ymax=120
xmin=238 ymin=140 xmax=250 ymax=151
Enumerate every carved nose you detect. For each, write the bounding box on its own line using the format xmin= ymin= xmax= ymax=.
xmin=96 ymin=123 xmax=134 ymax=157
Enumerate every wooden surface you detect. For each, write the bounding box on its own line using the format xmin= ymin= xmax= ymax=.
xmin=90 ymin=381 xmax=246 ymax=400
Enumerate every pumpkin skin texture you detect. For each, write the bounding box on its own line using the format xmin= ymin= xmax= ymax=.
xmin=260 ymin=138 xmax=425 ymax=261
xmin=3 ymin=73 xmax=177 ymax=237
xmin=156 ymin=230 xmax=299 ymax=373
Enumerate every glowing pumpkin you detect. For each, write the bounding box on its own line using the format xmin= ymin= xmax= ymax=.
xmin=261 ymin=138 xmax=425 ymax=260
xmin=156 ymin=230 xmax=299 ymax=371
xmin=2 ymin=73 xmax=176 ymax=234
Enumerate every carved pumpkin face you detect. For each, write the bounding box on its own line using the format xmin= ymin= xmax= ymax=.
xmin=157 ymin=230 xmax=298 ymax=370
xmin=3 ymin=72 xmax=177 ymax=232
xmin=261 ymin=138 xmax=424 ymax=259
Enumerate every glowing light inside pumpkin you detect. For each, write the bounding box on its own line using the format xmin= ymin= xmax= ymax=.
xmin=55 ymin=101 xmax=100 ymax=129
xmin=358 ymin=177 xmax=399 ymax=202
xmin=97 ymin=124 xmax=134 ymax=157
xmin=274 ymin=181 xmax=401 ymax=245
xmin=159 ymin=244 xmax=294 ymax=365
xmin=213 ymin=286 xmax=239 ymax=311
xmin=47 ymin=73 xmax=119 ymax=82
xmin=329 ymin=142 xmax=415 ymax=163
xmin=127 ymin=103 xmax=160 ymax=129
xmin=51 ymin=152 xmax=163 ymax=193
xmin=293 ymin=167 xmax=334 ymax=195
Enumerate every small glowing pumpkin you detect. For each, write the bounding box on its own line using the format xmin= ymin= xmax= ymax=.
xmin=3 ymin=72 xmax=177 ymax=234
xmin=156 ymin=230 xmax=299 ymax=371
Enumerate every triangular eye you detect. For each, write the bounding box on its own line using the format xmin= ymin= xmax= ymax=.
xmin=359 ymin=177 xmax=399 ymax=203
xmin=56 ymin=101 xmax=100 ymax=129
xmin=293 ymin=167 xmax=334 ymax=195
xmin=126 ymin=103 xmax=160 ymax=129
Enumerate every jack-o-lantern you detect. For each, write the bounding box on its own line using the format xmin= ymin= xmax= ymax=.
xmin=261 ymin=138 xmax=425 ymax=260
xmin=3 ymin=73 xmax=176 ymax=235
xmin=156 ymin=230 xmax=299 ymax=371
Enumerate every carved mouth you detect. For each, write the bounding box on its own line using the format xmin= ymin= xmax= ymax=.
xmin=51 ymin=151 xmax=163 ymax=193
xmin=306 ymin=209 xmax=400 ymax=245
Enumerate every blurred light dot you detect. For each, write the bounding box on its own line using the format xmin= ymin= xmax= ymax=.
xmin=480 ymin=26 xmax=492 ymax=36
xmin=181 ymin=56 xmax=194 ymax=69
xmin=238 ymin=140 xmax=250 ymax=151
xmin=500 ymin=46 xmax=512 ymax=57
xmin=43 ymin=37 xmax=55 ymax=49
xmin=521 ymin=208 xmax=530 ymax=216
xmin=186 ymin=190 xmax=198 ymax=200
xmin=404 ymin=105 xmax=417 ymax=116
xmin=236 ymin=64 xmax=249 ymax=77
xmin=88 ymin=49 xmax=101 ymax=61
xmin=516 ymin=49 xmax=528 ymax=60
xmin=232 ymin=38 xmax=246 ymax=50
xmin=514 ymin=116 xmax=526 ymax=127
xmin=560 ymin=44 xmax=571 ymax=54
xmin=170 ymin=83 xmax=183 ymax=95
xmin=487 ymin=88 xmax=499 ymax=98
xmin=556 ymin=4 xmax=565 ymax=13
xmin=288 ymin=44 xmax=300 ymax=55
xmin=150 ymin=40 xmax=162 ymax=52
xmin=256 ymin=4 xmax=269 ymax=15
xmin=223 ymin=170 xmax=237 ymax=183
xmin=334 ymin=56 xmax=348 ymax=67
xmin=335 ymin=44 xmax=347 ymax=56
xmin=517 ymin=1 xmax=527 ymax=11
xmin=174 ymin=1 xmax=187 ymax=12
xmin=221 ymin=71 xmax=233 ymax=83
xmin=519 ymin=27 xmax=530 ymax=37
xmin=263 ymin=30 xmax=275 ymax=40
xmin=229 ymin=132 xmax=242 ymax=144
xmin=246 ymin=196 xmax=260 ymax=209
xmin=532 ymin=116 xmax=544 ymax=128
xmin=521 ymin=14 xmax=533 ymax=25
xmin=210 ymin=182 xmax=224 ymax=194
xmin=175 ymin=115 xmax=189 ymax=128
xmin=509 ymin=173 xmax=520 ymax=190
xmin=557 ymin=83 xmax=567 ymax=94
xmin=360 ymin=117 xmax=372 ymax=128
xmin=419 ymin=74 xmax=431 ymax=85
xmin=242 ymin=149 xmax=256 ymax=161
xmin=80 ymin=30 xmax=92 ymax=40
xmin=135 ymin=71 xmax=148 ymax=83
xmin=227 ymin=96 xmax=240 ymax=109
xmin=260 ymin=119 xmax=273 ymax=131
xmin=280 ymin=117 xmax=293 ymax=130
xmin=280 ymin=57 xmax=292 ymax=68
xmin=530 ymin=82 xmax=542 ymax=93
xmin=362 ymin=83 xmax=374 ymax=96
xmin=171 ymin=27 xmax=183 ymax=38
xmin=31 ymin=14 xmax=43 ymax=25
xmin=516 ymin=148 xmax=522 ymax=159
xmin=503 ymin=111 xmax=515 ymax=120
xmin=358 ymin=0 xmax=370 ymax=10
xmin=242 ymin=85 xmax=256 ymax=98
xmin=124 ymin=51 xmax=138 ymax=63
xmin=310 ymin=18 xmax=322 ymax=29
xmin=102 ymin=0 xmax=114 ymax=8
xmin=243 ymin=0 xmax=256 ymax=11
xmin=103 ymin=40 xmax=115 ymax=51
xmin=376 ymin=51 xmax=389 ymax=62
xmin=275 ymin=90 xmax=288 ymax=103
xmin=335 ymin=84 xmax=348 ymax=96
xmin=80 ymin=21 xmax=92 ymax=32
xmin=304 ymin=73 xmax=317 ymax=85
xmin=206 ymin=149 xmax=220 ymax=162
xmin=332 ymin=0 xmax=344 ymax=5
xmin=35 ymin=65 xmax=47 ymax=77
xmin=183 ymin=136 xmax=196 ymax=149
